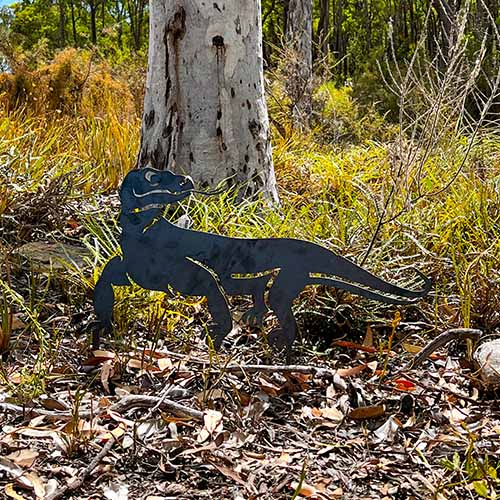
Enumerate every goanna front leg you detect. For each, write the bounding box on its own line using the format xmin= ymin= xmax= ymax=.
xmin=93 ymin=256 xmax=130 ymax=348
xmin=177 ymin=262 xmax=233 ymax=350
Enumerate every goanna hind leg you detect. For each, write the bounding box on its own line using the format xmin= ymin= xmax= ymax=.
xmin=93 ymin=256 xmax=130 ymax=348
xmin=222 ymin=274 xmax=272 ymax=327
xmin=267 ymin=270 xmax=307 ymax=355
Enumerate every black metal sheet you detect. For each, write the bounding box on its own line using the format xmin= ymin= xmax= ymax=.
xmin=93 ymin=168 xmax=431 ymax=352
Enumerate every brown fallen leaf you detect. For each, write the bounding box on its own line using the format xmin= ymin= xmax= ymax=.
xmin=83 ymin=350 xmax=116 ymax=367
xmin=336 ymin=364 xmax=368 ymax=378
xmin=127 ymin=358 xmax=160 ymax=371
xmin=0 ymin=325 xmax=11 ymax=353
xmin=319 ymin=407 xmax=344 ymax=423
xmin=5 ymin=450 xmax=39 ymax=468
xmin=363 ymin=324 xmax=374 ymax=347
xmin=11 ymin=315 xmax=26 ymax=330
xmin=348 ymin=405 xmax=386 ymax=420
xmin=40 ymin=397 xmax=68 ymax=411
xmin=290 ymin=480 xmax=331 ymax=498
xmin=101 ymin=359 xmax=115 ymax=394
xmin=0 ymin=458 xmax=45 ymax=498
xmin=211 ymin=463 xmax=247 ymax=486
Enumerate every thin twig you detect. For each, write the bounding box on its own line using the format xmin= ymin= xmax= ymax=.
xmin=213 ymin=364 xmax=334 ymax=378
xmin=110 ymin=395 xmax=204 ymax=421
xmin=391 ymin=328 xmax=482 ymax=379
xmin=45 ymin=437 xmax=116 ymax=500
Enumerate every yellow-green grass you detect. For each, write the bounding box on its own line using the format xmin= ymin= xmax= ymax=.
xmin=1 ymin=72 xmax=500 ymax=358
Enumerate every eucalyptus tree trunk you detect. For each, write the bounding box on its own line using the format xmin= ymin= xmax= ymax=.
xmin=285 ymin=0 xmax=312 ymax=128
xmin=318 ymin=0 xmax=330 ymax=58
xmin=137 ymin=0 xmax=279 ymax=203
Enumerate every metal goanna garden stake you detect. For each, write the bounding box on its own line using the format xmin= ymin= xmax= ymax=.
xmin=93 ymin=168 xmax=431 ymax=354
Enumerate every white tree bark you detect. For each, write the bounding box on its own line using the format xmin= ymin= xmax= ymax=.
xmin=285 ymin=0 xmax=313 ymax=128
xmin=137 ymin=0 xmax=279 ymax=202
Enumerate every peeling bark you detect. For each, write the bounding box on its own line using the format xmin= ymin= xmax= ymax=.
xmin=137 ymin=0 xmax=279 ymax=203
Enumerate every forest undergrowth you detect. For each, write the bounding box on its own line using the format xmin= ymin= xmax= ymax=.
xmin=0 ymin=49 xmax=499 ymax=499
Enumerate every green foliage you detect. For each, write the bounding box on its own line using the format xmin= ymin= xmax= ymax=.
xmin=441 ymin=430 xmax=500 ymax=498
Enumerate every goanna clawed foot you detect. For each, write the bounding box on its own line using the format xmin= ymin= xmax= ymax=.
xmin=241 ymin=307 xmax=267 ymax=328
xmin=90 ymin=319 xmax=112 ymax=349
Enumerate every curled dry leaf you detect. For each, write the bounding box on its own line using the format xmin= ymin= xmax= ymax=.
xmin=0 ymin=459 xmax=45 ymax=499
xmin=197 ymin=410 xmax=223 ymax=443
xmin=336 ymin=364 xmax=368 ymax=378
xmin=24 ymin=473 xmax=45 ymax=499
xmin=373 ymin=415 xmax=402 ymax=443
xmin=5 ymin=450 xmax=39 ymax=468
xmin=101 ymin=359 xmax=115 ymax=394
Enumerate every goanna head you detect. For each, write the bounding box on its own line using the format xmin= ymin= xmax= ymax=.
xmin=120 ymin=167 xmax=195 ymax=213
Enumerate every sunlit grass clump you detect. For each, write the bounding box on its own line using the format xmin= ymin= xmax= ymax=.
xmin=1 ymin=49 xmax=500 ymax=356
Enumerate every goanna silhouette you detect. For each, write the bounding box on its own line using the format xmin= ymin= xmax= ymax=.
xmin=93 ymin=168 xmax=431 ymax=352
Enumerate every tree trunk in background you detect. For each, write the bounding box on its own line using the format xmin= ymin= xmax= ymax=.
xmin=70 ymin=0 xmax=78 ymax=46
xmin=127 ymin=0 xmax=147 ymax=51
xmin=137 ymin=0 xmax=279 ymax=203
xmin=285 ymin=0 xmax=312 ymax=128
xmin=318 ymin=0 xmax=330 ymax=58
xmin=432 ymin=0 xmax=457 ymax=58
xmin=58 ymin=0 xmax=67 ymax=48
xmin=89 ymin=0 xmax=98 ymax=44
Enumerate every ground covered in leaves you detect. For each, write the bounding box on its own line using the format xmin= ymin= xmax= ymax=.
xmin=1 ymin=232 xmax=499 ymax=500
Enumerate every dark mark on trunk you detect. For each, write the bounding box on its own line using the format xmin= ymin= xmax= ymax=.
xmin=145 ymin=109 xmax=155 ymax=129
xmin=248 ymin=119 xmax=259 ymax=139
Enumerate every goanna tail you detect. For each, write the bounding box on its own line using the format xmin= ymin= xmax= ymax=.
xmin=308 ymin=256 xmax=431 ymax=304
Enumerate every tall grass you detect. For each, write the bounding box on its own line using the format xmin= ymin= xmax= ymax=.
xmin=1 ymin=47 xmax=500 ymax=360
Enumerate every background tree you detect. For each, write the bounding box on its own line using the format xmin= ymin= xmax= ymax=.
xmin=284 ymin=0 xmax=313 ymax=128
xmin=137 ymin=0 xmax=279 ymax=202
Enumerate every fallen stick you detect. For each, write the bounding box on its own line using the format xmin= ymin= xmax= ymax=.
xmin=0 ymin=402 xmax=93 ymax=420
xmin=212 ymin=364 xmax=334 ymax=378
xmin=45 ymin=438 xmax=115 ymax=500
xmin=110 ymin=395 xmax=204 ymax=421
xmin=0 ymin=393 xmax=203 ymax=422
xmin=391 ymin=328 xmax=482 ymax=379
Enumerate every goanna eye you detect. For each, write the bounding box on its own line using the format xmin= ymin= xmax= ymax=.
xmin=145 ymin=171 xmax=161 ymax=186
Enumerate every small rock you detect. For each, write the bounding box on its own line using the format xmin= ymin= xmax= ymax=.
xmin=474 ymin=339 xmax=500 ymax=389
xmin=16 ymin=241 xmax=90 ymax=272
